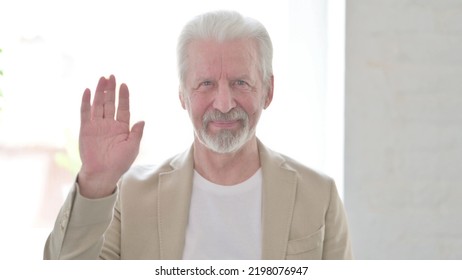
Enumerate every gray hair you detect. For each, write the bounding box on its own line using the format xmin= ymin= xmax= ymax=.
xmin=177 ymin=10 xmax=273 ymax=90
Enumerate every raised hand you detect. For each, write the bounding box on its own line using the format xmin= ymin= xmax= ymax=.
xmin=77 ymin=75 xmax=145 ymax=198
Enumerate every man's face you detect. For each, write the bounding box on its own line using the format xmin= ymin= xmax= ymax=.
xmin=180 ymin=38 xmax=273 ymax=153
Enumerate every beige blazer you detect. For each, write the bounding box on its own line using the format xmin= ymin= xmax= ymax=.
xmin=44 ymin=140 xmax=352 ymax=260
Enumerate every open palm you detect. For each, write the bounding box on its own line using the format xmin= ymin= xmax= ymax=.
xmin=78 ymin=75 xmax=144 ymax=198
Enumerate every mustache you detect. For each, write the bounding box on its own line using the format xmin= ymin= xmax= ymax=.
xmin=202 ymin=108 xmax=249 ymax=124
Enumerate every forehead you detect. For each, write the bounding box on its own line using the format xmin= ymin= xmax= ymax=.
xmin=186 ymin=38 xmax=259 ymax=76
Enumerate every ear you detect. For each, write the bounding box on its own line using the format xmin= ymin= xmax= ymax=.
xmin=179 ymin=87 xmax=187 ymax=110
xmin=263 ymin=75 xmax=274 ymax=109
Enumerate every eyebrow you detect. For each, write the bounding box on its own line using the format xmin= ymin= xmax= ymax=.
xmin=193 ymin=76 xmax=213 ymax=83
xmin=192 ymin=74 xmax=255 ymax=85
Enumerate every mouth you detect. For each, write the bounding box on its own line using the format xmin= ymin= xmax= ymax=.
xmin=208 ymin=120 xmax=241 ymax=130
xmin=202 ymin=108 xmax=248 ymax=133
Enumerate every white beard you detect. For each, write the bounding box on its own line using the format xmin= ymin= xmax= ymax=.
xmin=196 ymin=107 xmax=254 ymax=154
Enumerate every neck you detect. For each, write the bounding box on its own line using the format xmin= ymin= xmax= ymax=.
xmin=193 ymin=135 xmax=260 ymax=186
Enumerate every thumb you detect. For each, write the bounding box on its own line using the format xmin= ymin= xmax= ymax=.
xmin=129 ymin=121 xmax=145 ymax=144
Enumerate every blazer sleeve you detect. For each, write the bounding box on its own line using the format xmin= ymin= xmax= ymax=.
xmin=43 ymin=183 xmax=118 ymax=260
xmin=322 ymin=179 xmax=353 ymax=259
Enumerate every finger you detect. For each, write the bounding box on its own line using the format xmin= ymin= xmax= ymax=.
xmin=103 ymin=75 xmax=116 ymax=119
xmin=116 ymin=83 xmax=130 ymax=124
xmin=81 ymin=88 xmax=91 ymax=123
xmin=91 ymin=76 xmax=107 ymax=119
xmin=129 ymin=121 xmax=145 ymax=147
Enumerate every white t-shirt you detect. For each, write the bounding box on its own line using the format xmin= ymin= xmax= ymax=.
xmin=182 ymin=169 xmax=262 ymax=260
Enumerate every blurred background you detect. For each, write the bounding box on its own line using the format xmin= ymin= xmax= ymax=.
xmin=0 ymin=0 xmax=343 ymax=259
xmin=0 ymin=0 xmax=460 ymax=260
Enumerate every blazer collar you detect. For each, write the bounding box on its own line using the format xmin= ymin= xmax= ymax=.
xmin=157 ymin=140 xmax=298 ymax=260
xmin=157 ymin=146 xmax=194 ymax=259
xmin=258 ymin=140 xmax=298 ymax=259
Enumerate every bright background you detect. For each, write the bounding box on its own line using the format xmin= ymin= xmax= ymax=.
xmin=0 ymin=0 xmax=344 ymax=260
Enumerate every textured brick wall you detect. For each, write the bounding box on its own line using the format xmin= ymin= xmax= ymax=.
xmin=345 ymin=0 xmax=462 ymax=259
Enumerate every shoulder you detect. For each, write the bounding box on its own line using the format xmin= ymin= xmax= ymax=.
xmin=259 ymin=142 xmax=337 ymax=210
xmin=122 ymin=164 xmax=161 ymax=181
xmin=259 ymin=141 xmax=334 ymax=189
xmin=118 ymin=146 xmax=193 ymax=189
xmin=280 ymin=152 xmax=335 ymax=200
xmin=280 ymin=153 xmax=334 ymax=188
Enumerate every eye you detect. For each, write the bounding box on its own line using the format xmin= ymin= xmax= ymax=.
xmin=233 ymin=80 xmax=251 ymax=89
xmin=201 ymin=81 xmax=213 ymax=87
xmin=236 ymin=80 xmax=247 ymax=86
xmin=193 ymin=80 xmax=214 ymax=92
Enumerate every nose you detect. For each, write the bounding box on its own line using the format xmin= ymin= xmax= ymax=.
xmin=213 ymin=82 xmax=236 ymax=113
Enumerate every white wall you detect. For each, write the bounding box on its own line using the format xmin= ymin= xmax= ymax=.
xmin=345 ymin=0 xmax=462 ymax=259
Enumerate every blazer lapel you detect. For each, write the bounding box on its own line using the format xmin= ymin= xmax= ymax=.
xmin=157 ymin=147 xmax=194 ymax=259
xmin=258 ymin=141 xmax=298 ymax=259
